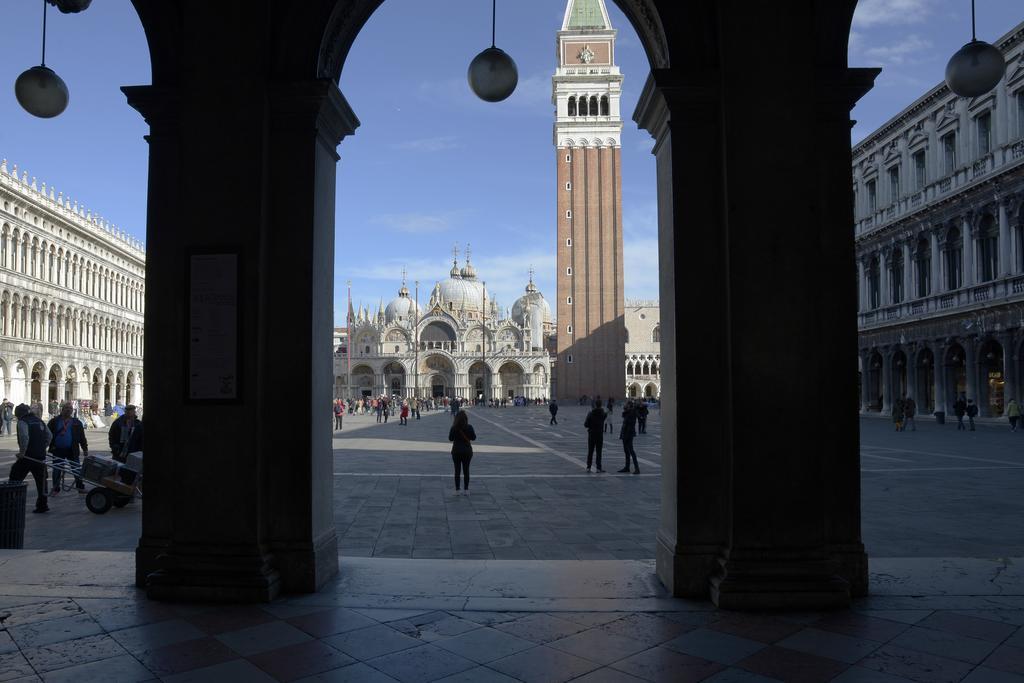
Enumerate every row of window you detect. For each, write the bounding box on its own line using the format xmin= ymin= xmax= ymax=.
xmin=861 ymin=219 xmax=1024 ymax=308
xmin=0 ymin=226 xmax=144 ymax=313
xmin=859 ymin=91 xmax=1024 ymax=214
xmin=0 ymin=289 xmax=144 ymax=356
xmin=567 ymin=95 xmax=610 ymax=117
xmin=626 ymin=360 xmax=659 ymax=376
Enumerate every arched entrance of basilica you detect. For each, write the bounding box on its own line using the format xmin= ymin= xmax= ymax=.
xmin=126 ymin=0 xmax=869 ymax=608
xmin=422 ymin=355 xmax=454 ymax=398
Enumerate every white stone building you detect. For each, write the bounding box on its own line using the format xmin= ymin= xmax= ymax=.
xmin=0 ymin=160 xmax=145 ymax=413
xmin=855 ymin=21 xmax=1024 ymax=417
xmin=335 ymin=254 xmax=553 ymax=401
xmin=625 ymin=300 xmax=660 ymax=399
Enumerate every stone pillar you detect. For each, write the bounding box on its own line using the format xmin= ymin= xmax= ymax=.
xmin=857 ymin=260 xmax=866 ymax=312
xmin=999 ymin=332 xmax=1016 ymax=411
xmin=859 ymin=350 xmax=872 ymax=411
xmin=963 ymin=215 xmax=975 ymax=288
xmin=634 ymin=46 xmax=875 ymax=606
xmin=964 ymin=338 xmax=978 ymax=404
xmin=880 ymin=250 xmax=890 ymax=305
xmin=902 ymin=242 xmax=912 ymax=302
xmin=906 ymin=348 xmax=917 ymax=402
xmin=123 ymin=57 xmax=355 ymax=598
xmin=881 ymin=350 xmax=893 ymax=414
xmin=998 ymin=200 xmax=1011 ymax=278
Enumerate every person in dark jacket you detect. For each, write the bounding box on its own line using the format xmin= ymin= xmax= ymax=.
xmin=48 ymin=402 xmax=89 ymax=493
xmin=966 ymin=398 xmax=978 ymax=431
xmin=10 ymin=404 xmax=51 ymax=512
xmin=637 ymin=402 xmax=649 ymax=433
xmin=108 ymin=405 xmax=143 ymax=463
xmin=954 ymin=395 xmax=967 ymax=431
xmin=448 ymin=410 xmax=477 ymax=493
xmin=617 ymin=401 xmax=640 ymax=473
xmin=549 ymin=401 xmax=558 ymax=425
xmin=584 ymin=400 xmax=607 ymax=472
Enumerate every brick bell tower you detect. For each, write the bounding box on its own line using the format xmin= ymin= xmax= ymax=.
xmin=554 ymin=0 xmax=626 ymax=402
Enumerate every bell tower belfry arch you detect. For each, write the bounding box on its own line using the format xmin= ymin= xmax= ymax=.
xmin=554 ymin=0 xmax=626 ymax=401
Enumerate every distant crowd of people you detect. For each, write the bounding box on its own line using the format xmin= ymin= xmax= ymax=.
xmin=888 ymin=393 xmax=1020 ymax=432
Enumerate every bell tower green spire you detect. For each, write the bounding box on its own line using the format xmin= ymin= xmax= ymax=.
xmin=562 ymin=0 xmax=612 ymax=31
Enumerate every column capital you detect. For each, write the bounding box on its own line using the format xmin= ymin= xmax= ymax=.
xmin=121 ymin=86 xmax=181 ymax=134
xmin=633 ymin=68 xmax=720 ymax=147
xmin=267 ymin=79 xmax=360 ymax=157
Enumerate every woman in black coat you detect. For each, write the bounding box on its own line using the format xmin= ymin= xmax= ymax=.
xmin=448 ymin=411 xmax=477 ymax=493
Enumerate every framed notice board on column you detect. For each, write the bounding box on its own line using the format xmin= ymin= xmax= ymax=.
xmin=186 ymin=249 xmax=241 ymax=402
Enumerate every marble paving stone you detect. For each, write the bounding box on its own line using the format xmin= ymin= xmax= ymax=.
xmin=214 ymin=620 xmax=312 ymax=657
xmin=962 ymin=668 xmax=1024 ymax=682
xmin=570 ymin=667 xmax=650 ymax=682
xmin=392 ymin=615 xmax=481 ymax=641
xmin=432 ymin=626 xmax=535 ymax=663
xmin=703 ymin=668 xmax=785 ymax=682
xmin=72 ymin=597 xmax=190 ymax=632
xmin=830 ymin=666 xmax=918 ymax=682
xmin=286 ymin=607 xmax=380 ymax=638
xmin=323 ymin=624 xmax=421 ymax=660
xmin=0 ymin=631 xmax=17 ymax=655
xmin=985 ymin=644 xmax=1024 ymax=675
xmin=184 ymin=606 xmax=277 ymax=635
xmin=259 ymin=602 xmax=338 ymax=621
xmin=547 ymin=627 xmax=651 ymax=666
xmin=432 ymin=665 xmax=522 ymax=682
xmin=364 ymin=643 xmax=477 ymax=683
xmin=610 ymin=645 xmax=726 ymax=682
xmin=890 ymin=625 xmax=999 ymax=664
xmin=553 ymin=612 xmax=628 ymax=628
xmin=600 ymin=612 xmax=693 ymax=646
xmin=292 ymin=661 xmax=400 ymax=683
xmin=707 ymin=614 xmax=804 ymax=644
xmin=812 ymin=612 xmax=912 ymax=642
xmin=445 ymin=611 xmax=520 ymax=626
xmin=22 ymin=633 xmax=126 ymax=674
xmin=0 ymin=652 xmax=36 ymax=682
xmin=918 ymin=611 xmax=1020 ymax=643
xmin=857 ymin=644 xmax=976 ymax=683
xmin=348 ymin=608 xmax=435 ymax=623
xmin=39 ymin=653 xmax=154 ymax=683
xmin=954 ymin=611 xmax=1024 ymax=627
xmin=776 ymin=627 xmax=883 ymax=664
xmin=110 ymin=618 xmax=208 ymax=654
xmin=133 ymin=636 xmax=238 ymax=677
xmin=664 ymin=628 xmax=766 ymax=666
xmin=1006 ymin=629 xmax=1024 ymax=649
xmin=7 ymin=612 xmax=104 ymax=649
xmin=162 ymin=658 xmax=278 ymax=683
xmin=853 ymin=610 xmax=933 ymax=626
xmin=494 ymin=613 xmax=590 ymax=643
xmin=489 ymin=644 xmax=602 ymax=683
xmin=248 ymin=639 xmax=356 ymax=682
xmin=0 ymin=600 xmax=83 ymax=628
xmin=735 ymin=646 xmax=848 ymax=683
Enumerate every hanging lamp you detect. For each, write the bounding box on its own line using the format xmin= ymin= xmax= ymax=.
xmin=468 ymin=0 xmax=519 ymax=102
xmin=945 ymin=0 xmax=1006 ymax=97
xmin=15 ymin=0 xmax=69 ymax=118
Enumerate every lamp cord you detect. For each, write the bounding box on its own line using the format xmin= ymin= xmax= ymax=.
xmin=971 ymin=0 xmax=976 ymax=41
xmin=41 ymin=0 xmax=47 ymax=66
xmin=491 ymin=0 xmax=496 ymax=47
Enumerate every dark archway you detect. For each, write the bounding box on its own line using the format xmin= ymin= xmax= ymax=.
xmin=915 ymin=347 xmax=935 ymax=413
xmin=978 ymin=338 xmax=1004 ymax=416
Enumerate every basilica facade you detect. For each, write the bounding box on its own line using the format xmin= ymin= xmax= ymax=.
xmin=334 ymin=254 xmax=553 ymax=401
xmin=0 ymin=160 xmax=145 ymax=413
xmin=856 ymin=21 xmax=1024 ymax=418
xmin=625 ymin=300 xmax=660 ymax=400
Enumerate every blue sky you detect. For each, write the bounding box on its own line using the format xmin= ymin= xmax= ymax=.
xmin=0 ymin=1 xmax=1021 ymax=324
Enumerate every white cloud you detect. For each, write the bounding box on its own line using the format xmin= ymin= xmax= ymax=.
xmin=864 ymin=34 xmax=933 ymax=65
xmin=852 ymin=0 xmax=934 ymax=28
xmin=369 ymin=210 xmax=470 ymax=234
xmin=390 ymin=136 xmax=460 ymax=153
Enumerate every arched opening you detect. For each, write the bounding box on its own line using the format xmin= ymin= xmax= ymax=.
xmin=891 ymin=348 xmax=907 ymax=403
xmin=382 ymin=361 xmax=405 ymax=397
xmin=47 ymin=364 xmax=63 ymax=411
xmin=914 ymin=348 xmax=934 ymax=413
xmin=104 ymin=369 xmax=115 ymax=408
xmin=978 ymin=339 xmax=1004 ymax=416
xmin=600 ymin=94 xmax=609 ymax=115
xmin=568 ymin=95 xmax=577 ymax=116
xmin=30 ymin=361 xmax=45 ymax=407
xmin=497 ymin=361 xmax=525 ymax=400
xmin=468 ymin=361 xmax=491 ymax=402
xmin=116 ymin=370 xmax=126 ymax=406
xmin=945 ymin=343 xmax=967 ymax=410
xmin=867 ymin=350 xmax=883 ymax=411
xmin=92 ymin=368 xmax=103 ymax=407
xmin=420 ymin=321 xmax=457 ymax=352
xmin=421 ymin=355 xmax=454 ymax=398
xmin=126 ymin=371 xmax=135 ymax=405
xmin=628 ymin=382 xmax=640 ymax=398
xmin=351 ymin=364 xmax=375 ymax=398
xmin=644 ymin=382 xmax=657 ymax=398
xmin=977 ymin=214 xmax=998 ymax=283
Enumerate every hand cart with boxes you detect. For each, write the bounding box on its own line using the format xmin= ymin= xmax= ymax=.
xmin=48 ymin=452 xmax=143 ymax=514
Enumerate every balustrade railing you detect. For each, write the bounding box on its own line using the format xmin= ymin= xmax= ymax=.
xmin=859 ymin=274 xmax=1024 ymax=329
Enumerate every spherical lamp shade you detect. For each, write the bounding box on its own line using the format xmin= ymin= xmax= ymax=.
xmin=15 ymin=65 xmax=69 ymax=118
xmin=468 ymin=46 xmax=518 ymax=102
xmin=945 ymin=40 xmax=1005 ymax=97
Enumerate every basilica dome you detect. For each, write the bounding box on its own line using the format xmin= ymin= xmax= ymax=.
xmin=511 ymin=278 xmax=552 ymax=326
xmin=432 ymin=254 xmax=494 ymax=315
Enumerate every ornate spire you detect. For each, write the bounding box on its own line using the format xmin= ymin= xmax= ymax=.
xmin=399 ymin=266 xmax=410 ymax=297
xmin=450 ymin=244 xmax=461 ymax=278
xmin=526 ymin=265 xmax=538 ymax=293
xmin=460 ymin=242 xmax=478 ymax=280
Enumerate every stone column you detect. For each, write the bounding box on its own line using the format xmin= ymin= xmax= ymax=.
xmin=881 ymin=349 xmax=893 ymax=414
xmin=963 ymin=215 xmax=975 ymax=288
xmin=859 ymin=350 xmax=872 ymax=411
xmin=998 ymin=200 xmax=1011 ymax=278
xmin=906 ymin=348 xmax=917 ymax=402
xmin=880 ymin=250 xmax=890 ymax=306
xmin=857 ymin=260 xmax=866 ymax=312
xmin=902 ymin=241 xmax=912 ymax=302
xmin=998 ymin=332 xmax=1016 ymax=410
xmin=964 ymin=338 xmax=978 ymax=404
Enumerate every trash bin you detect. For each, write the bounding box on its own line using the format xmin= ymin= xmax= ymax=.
xmin=0 ymin=481 xmax=27 ymax=549
xmin=934 ymin=411 xmax=945 ymax=425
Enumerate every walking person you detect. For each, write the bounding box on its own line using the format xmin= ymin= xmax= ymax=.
xmin=375 ymin=400 xmax=383 ymax=423
xmin=400 ymin=401 xmax=409 ymax=425
xmin=966 ymin=398 xmax=978 ymax=431
xmin=637 ymin=402 xmax=649 ymax=434
xmin=333 ymin=400 xmax=344 ymax=431
xmin=892 ymin=397 xmax=904 ymax=432
xmin=549 ymin=401 xmax=558 ymax=425
xmin=48 ymin=402 xmax=88 ymax=494
xmin=0 ymin=399 xmax=13 ymax=436
xmin=617 ymin=401 xmax=640 ymax=474
xmin=903 ymin=396 xmax=916 ymax=432
xmin=954 ymin=395 xmax=967 ymax=431
xmin=448 ymin=410 xmax=476 ymax=493
xmin=108 ymin=405 xmax=144 ymax=463
xmin=9 ymin=404 xmax=51 ymax=513
xmin=1008 ymin=398 xmax=1021 ymax=432
xmin=584 ymin=400 xmax=607 ymax=472
xmin=414 ymin=398 xmax=421 ymax=420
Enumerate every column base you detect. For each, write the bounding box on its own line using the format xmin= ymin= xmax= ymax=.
xmin=709 ymin=551 xmax=851 ymax=610
xmin=270 ymin=529 xmax=339 ymax=593
xmin=828 ymin=543 xmax=869 ymax=597
xmin=135 ymin=536 xmax=170 ymax=589
xmin=145 ymin=544 xmax=281 ymax=603
xmin=655 ymin=531 xmax=718 ymax=599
